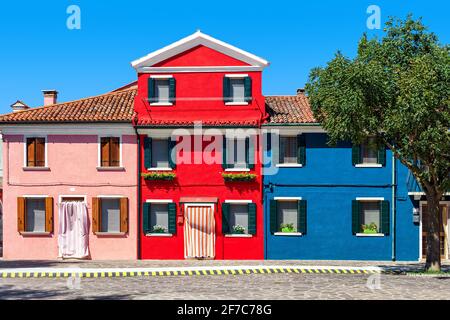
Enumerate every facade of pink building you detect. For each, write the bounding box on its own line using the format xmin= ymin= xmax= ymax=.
xmin=0 ymin=87 xmax=138 ymax=260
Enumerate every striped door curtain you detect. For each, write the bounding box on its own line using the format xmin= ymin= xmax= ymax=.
xmin=184 ymin=206 xmax=216 ymax=259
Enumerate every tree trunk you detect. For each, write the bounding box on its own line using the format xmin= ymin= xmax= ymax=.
xmin=424 ymin=190 xmax=441 ymax=272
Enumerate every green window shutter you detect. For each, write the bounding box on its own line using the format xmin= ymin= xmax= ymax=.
xmin=244 ymin=76 xmax=252 ymax=102
xmin=377 ymin=146 xmax=386 ymax=166
xmin=168 ymin=203 xmax=177 ymax=235
xmin=248 ymin=203 xmax=256 ymax=235
xmin=380 ymin=200 xmax=390 ymax=235
xmin=298 ymin=200 xmax=307 ymax=234
xmin=168 ymin=137 xmax=177 ymax=169
xmin=148 ymin=78 xmax=155 ymax=103
xmin=278 ymin=135 xmax=284 ymax=164
xmin=223 ymin=77 xmax=231 ymax=103
xmin=245 ymin=137 xmax=255 ymax=169
xmin=270 ymin=200 xmax=278 ymax=234
xmin=352 ymin=200 xmax=361 ymax=235
xmin=222 ymin=203 xmax=230 ymax=234
xmin=297 ymin=134 xmax=306 ymax=165
xmin=266 ymin=132 xmax=272 ymax=151
xmin=352 ymin=144 xmax=361 ymax=166
xmin=143 ymin=202 xmax=151 ymax=234
xmin=168 ymin=78 xmax=176 ymax=104
xmin=222 ymin=136 xmax=228 ymax=169
xmin=144 ymin=137 xmax=152 ymax=169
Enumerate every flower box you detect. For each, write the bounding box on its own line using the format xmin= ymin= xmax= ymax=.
xmin=222 ymin=172 xmax=257 ymax=182
xmin=141 ymin=172 xmax=176 ymax=181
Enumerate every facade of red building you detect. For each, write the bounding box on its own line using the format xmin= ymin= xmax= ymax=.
xmin=132 ymin=31 xmax=269 ymax=259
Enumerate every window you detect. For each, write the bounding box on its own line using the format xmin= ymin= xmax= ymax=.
xmin=92 ymin=197 xmax=128 ymax=234
xmin=222 ymin=202 xmax=256 ymax=235
xmin=26 ymin=137 xmax=45 ymax=167
xmin=100 ymin=137 xmax=120 ymax=167
xmin=223 ymin=76 xmax=252 ymax=104
xmin=353 ymin=138 xmax=385 ymax=166
xmin=270 ymin=199 xmax=307 ymax=234
xmin=361 ymin=138 xmax=378 ymax=164
xmin=152 ymin=139 xmax=170 ymax=168
xmin=17 ymin=197 xmax=53 ymax=234
xmin=144 ymin=137 xmax=176 ymax=170
xmin=352 ymin=199 xmax=389 ymax=235
xmin=276 ymin=135 xmax=305 ymax=166
xmin=148 ymin=77 xmax=176 ymax=105
xmin=225 ymin=137 xmax=247 ymax=169
xmin=143 ymin=202 xmax=177 ymax=235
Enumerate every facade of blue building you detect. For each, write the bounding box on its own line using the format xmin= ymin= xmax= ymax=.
xmin=262 ymin=93 xmax=448 ymax=261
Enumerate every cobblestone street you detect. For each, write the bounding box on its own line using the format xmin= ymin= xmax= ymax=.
xmin=1 ymin=272 xmax=450 ymax=300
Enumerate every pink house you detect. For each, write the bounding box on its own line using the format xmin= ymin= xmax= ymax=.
xmin=0 ymin=85 xmax=138 ymax=260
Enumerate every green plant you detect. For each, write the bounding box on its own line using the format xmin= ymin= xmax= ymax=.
xmin=141 ymin=172 xmax=176 ymax=181
xmin=232 ymin=225 xmax=246 ymax=234
xmin=152 ymin=225 xmax=167 ymax=233
xmin=280 ymin=223 xmax=296 ymax=233
xmin=361 ymin=223 xmax=378 ymax=234
xmin=222 ymin=172 xmax=257 ymax=182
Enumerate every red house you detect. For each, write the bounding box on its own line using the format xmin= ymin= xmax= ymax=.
xmin=132 ymin=31 xmax=269 ymax=259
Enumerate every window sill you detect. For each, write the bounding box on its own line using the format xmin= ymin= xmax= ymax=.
xmin=20 ymin=232 xmax=51 ymax=237
xmin=23 ymin=167 xmax=50 ymax=171
xmin=147 ymin=168 xmax=173 ymax=172
xmin=355 ymin=164 xmax=382 ymax=168
xmin=149 ymin=102 xmax=174 ymax=106
xmin=355 ymin=233 xmax=385 ymax=237
xmin=146 ymin=233 xmax=173 ymax=237
xmin=225 ymin=102 xmax=249 ymax=106
xmin=95 ymin=232 xmax=126 ymax=237
xmin=224 ymin=168 xmax=250 ymax=172
xmin=276 ymin=164 xmax=303 ymax=168
xmin=224 ymin=234 xmax=253 ymax=238
xmin=274 ymin=232 xmax=303 ymax=237
xmin=96 ymin=167 xmax=125 ymax=171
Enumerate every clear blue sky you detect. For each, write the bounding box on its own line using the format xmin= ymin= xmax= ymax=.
xmin=0 ymin=0 xmax=448 ymax=113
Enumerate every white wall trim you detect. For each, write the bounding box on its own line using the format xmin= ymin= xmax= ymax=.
xmin=355 ymin=197 xmax=384 ymax=201
xmin=262 ymin=126 xmax=325 ymax=134
xmin=150 ymin=75 xmax=173 ymax=79
xmin=137 ymin=66 xmax=264 ymax=73
xmin=355 ymin=164 xmax=383 ymax=168
xmin=58 ymin=195 xmax=88 ymax=203
xmin=224 ymin=200 xmax=252 ymax=204
xmin=276 ymin=164 xmax=303 ymax=168
xmin=22 ymin=195 xmax=49 ymax=198
xmin=225 ymin=74 xmax=248 ymax=78
xmin=274 ymin=197 xmax=302 ymax=201
xmin=146 ymin=199 xmax=174 ymax=203
xmin=1 ymin=124 xmax=135 ymax=136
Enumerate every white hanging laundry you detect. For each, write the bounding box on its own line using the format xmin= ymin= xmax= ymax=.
xmin=58 ymin=202 xmax=89 ymax=259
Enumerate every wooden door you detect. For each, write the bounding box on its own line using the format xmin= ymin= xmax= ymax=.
xmin=422 ymin=204 xmax=448 ymax=259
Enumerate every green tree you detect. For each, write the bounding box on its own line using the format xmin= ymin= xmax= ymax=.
xmin=305 ymin=16 xmax=450 ymax=271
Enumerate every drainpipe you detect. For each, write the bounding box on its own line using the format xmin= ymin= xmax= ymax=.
xmin=391 ymin=152 xmax=397 ymax=261
xmin=134 ymin=125 xmax=142 ymax=260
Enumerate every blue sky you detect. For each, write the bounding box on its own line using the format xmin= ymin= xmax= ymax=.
xmin=0 ymin=0 xmax=448 ymax=113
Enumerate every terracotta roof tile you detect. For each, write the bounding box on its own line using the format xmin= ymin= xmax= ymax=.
xmin=265 ymin=94 xmax=317 ymax=124
xmin=0 ymin=85 xmax=137 ymax=124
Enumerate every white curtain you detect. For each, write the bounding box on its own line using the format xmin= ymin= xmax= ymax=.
xmin=58 ymin=202 xmax=89 ymax=259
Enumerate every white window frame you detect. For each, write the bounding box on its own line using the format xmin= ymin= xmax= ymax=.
xmin=273 ymin=198 xmax=303 ymax=236
xmin=23 ymin=135 xmax=48 ymax=170
xmin=356 ymin=138 xmax=381 ymax=168
xmin=355 ymin=197 xmax=385 ymax=237
xmin=224 ymin=135 xmax=250 ymax=172
xmin=95 ymin=195 xmax=125 ymax=235
xmin=97 ymin=135 xmax=123 ymax=170
xmin=225 ymin=74 xmax=249 ymax=106
xmin=146 ymin=199 xmax=174 ymax=237
xmin=150 ymin=75 xmax=174 ymax=106
xmin=277 ymin=134 xmax=302 ymax=167
xmin=148 ymin=137 xmax=172 ymax=171
xmin=224 ymin=200 xmax=253 ymax=237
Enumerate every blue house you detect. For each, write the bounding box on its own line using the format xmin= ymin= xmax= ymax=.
xmin=262 ymin=91 xmax=448 ymax=261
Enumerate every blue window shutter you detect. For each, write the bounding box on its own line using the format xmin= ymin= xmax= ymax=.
xmin=244 ymin=76 xmax=252 ymax=102
xmin=148 ymin=78 xmax=155 ymax=103
xmin=144 ymin=137 xmax=152 ymax=169
xmin=297 ymin=134 xmax=306 ymax=165
xmin=223 ymin=77 xmax=231 ymax=103
xmin=380 ymin=200 xmax=390 ymax=235
xmin=270 ymin=200 xmax=278 ymax=234
xmin=377 ymin=146 xmax=386 ymax=166
xmin=143 ymin=202 xmax=151 ymax=234
xmin=168 ymin=137 xmax=176 ymax=169
xmin=352 ymin=144 xmax=361 ymax=166
xmin=248 ymin=203 xmax=256 ymax=235
xmin=168 ymin=203 xmax=177 ymax=234
xmin=222 ymin=203 xmax=230 ymax=234
xmin=298 ymin=200 xmax=307 ymax=234
xmin=168 ymin=78 xmax=176 ymax=104
xmin=222 ymin=136 xmax=228 ymax=169
xmin=245 ymin=137 xmax=255 ymax=169
xmin=352 ymin=200 xmax=361 ymax=234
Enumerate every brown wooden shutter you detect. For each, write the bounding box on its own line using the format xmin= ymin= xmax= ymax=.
xmin=17 ymin=197 xmax=26 ymax=232
xmin=27 ymin=138 xmax=35 ymax=167
xmin=120 ymin=197 xmax=129 ymax=233
xmin=92 ymin=197 xmax=101 ymax=233
xmin=45 ymin=197 xmax=54 ymax=233
xmin=101 ymin=137 xmax=110 ymax=167
xmin=36 ymin=138 xmax=45 ymax=167
xmin=110 ymin=137 xmax=120 ymax=167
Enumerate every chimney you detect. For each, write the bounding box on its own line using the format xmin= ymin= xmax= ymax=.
xmin=297 ymin=88 xmax=306 ymax=95
xmin=10 ymin=100 xmax=30 ymax=113
xmin=42 ymin=90 xmax=58 ymax=106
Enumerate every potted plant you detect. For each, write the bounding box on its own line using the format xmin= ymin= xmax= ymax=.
xmin=361 ymin=223 xmax=378 ymax=234
xmin=152 ymin=225 xmax=167 ymax=233
xmin=142 ymin=172 xmax=176 ymax=181
xmin=280 ymin=223 xmax=297 ymax=233
xmin=222 ymin=172 xmax=257 ymax=182
xmin=232 ymin=225 xmax=246 ymax=234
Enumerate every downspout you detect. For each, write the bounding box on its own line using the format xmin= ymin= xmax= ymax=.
xmin=133 ymin=120 xmax=142 ymax=260
xmin=391 ymin=152 xmax=397 ymax=261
